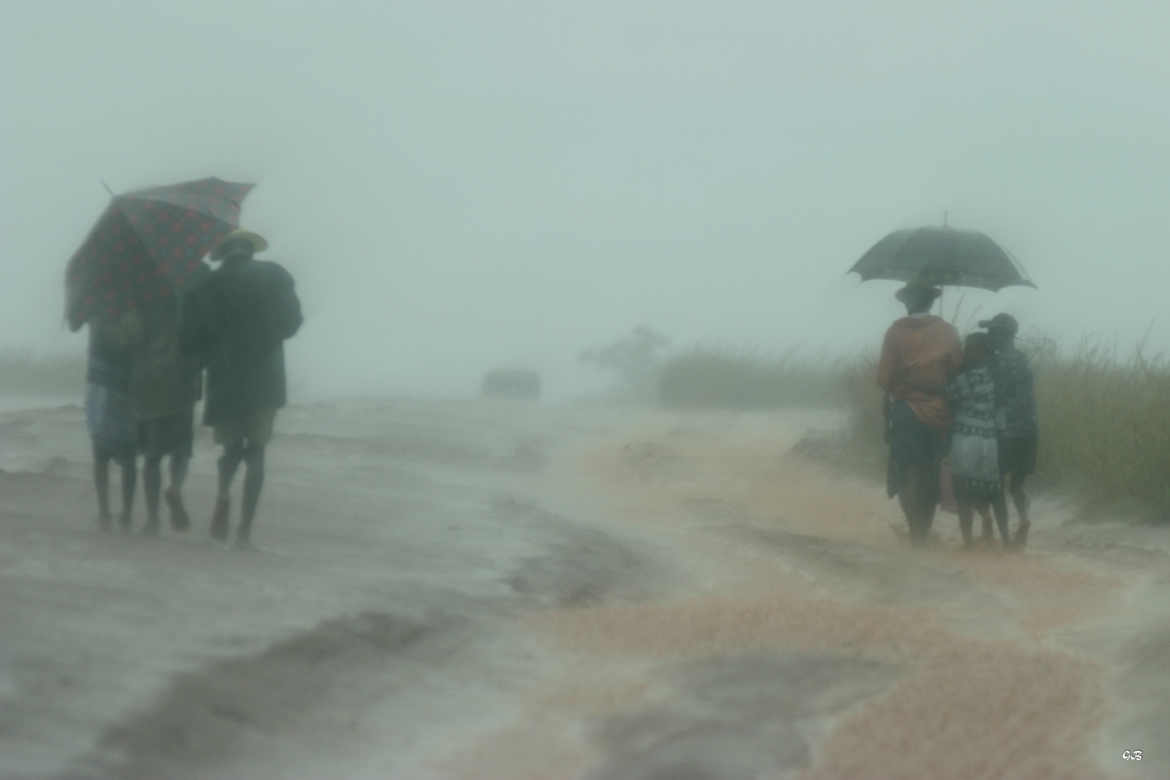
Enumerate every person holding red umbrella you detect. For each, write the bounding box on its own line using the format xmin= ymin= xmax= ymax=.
xmin=66 ymin=177 xmax=255 ymax=533
xmin=67 ymin=268 xmax=139 ymax=532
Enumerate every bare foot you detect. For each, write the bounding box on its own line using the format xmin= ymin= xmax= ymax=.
xmin=1012 ymin=521 xmax=1031 ymax=549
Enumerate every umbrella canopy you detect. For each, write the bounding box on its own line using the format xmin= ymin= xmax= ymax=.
xmin=66 ymin=177 xmax=255 ymax=322
xmin=849 ymin=226 xmax=1036 ymax=292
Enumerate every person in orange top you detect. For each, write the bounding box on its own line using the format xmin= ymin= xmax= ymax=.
xmin=877 ymin=282 xmax=963 ymax=545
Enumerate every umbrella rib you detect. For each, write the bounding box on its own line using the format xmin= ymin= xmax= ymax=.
xmin=848 ymin=229 xmax=917 ymax=279
xmin=117 ymin=178 xmax=253 ymax=214
xmin=1002 ymin=246 xmax=1036 ymax=286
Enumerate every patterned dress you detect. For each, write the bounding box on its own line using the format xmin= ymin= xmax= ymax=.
xmin=946 ymin=365 xmax=1000 ymax=501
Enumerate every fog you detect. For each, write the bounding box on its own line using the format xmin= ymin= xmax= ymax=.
xmin=3 ymin=0 xmax=1169 ymax=399
xmin=6 ymin=6 xmax=1170 ymax=776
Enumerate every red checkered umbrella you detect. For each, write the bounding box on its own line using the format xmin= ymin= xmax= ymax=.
xmin=66 ymin=177 xmax=255 ymax=322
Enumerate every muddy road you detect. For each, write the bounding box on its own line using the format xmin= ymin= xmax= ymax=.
xmin=0 ymin=400 xmax=1166 ymax=779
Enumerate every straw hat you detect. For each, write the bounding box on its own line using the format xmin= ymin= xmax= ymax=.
xmin=211 ymin=228 xmax=268 ymax=258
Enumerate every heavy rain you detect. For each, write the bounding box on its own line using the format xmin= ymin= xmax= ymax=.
xmin=2 ymin=2 xmax=1168 ymax=778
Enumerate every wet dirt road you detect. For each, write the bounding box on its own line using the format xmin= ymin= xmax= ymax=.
xmin=0 ymin=399 xmax=1166 ymax=779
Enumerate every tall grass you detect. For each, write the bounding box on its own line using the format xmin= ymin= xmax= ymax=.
xmin=0 ymin=350 xmax=84 ymax=396
xmin=658 ymin=348 xmax=848 ymax=410
xmin=658 ymin=338 xmax=1170 ymax=522
xmin=1031 ymin=338 xmax=1170 ymax=519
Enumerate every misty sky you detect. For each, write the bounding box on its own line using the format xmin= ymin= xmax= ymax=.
xmin=3 ymin=0 xmax=1168 ymax=398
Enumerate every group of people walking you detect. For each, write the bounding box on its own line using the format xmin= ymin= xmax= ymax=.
xmin=878 ymin=281 xmax=1037 ymax=548
xmin=66 ymin=229 xmax=302 ymax=548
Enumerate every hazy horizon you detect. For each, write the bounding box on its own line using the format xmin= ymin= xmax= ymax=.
xmin=4 ymin=0 xmax=1168 ymax=399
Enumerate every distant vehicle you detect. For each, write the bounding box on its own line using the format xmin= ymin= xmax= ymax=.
xmin=481 ymin=368 xmax=541 ymax=400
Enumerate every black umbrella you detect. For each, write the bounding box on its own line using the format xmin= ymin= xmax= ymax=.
xmin=849 ymin=225 xmax=1036 ymax=291
xmin=66 ymin=177 xmax=255 ymax=323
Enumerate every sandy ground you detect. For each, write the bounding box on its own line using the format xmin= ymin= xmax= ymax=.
xmin=1 ymin=399 xmax=1167 ymax=779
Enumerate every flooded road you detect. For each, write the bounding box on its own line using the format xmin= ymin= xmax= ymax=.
xmin=0 ymin=400 xmax=1166 ymax=779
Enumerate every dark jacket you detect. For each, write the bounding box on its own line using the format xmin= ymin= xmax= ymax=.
xmin=988 ymin=343 xmax=1038 ymax=438
xmin=179 ymin=258 xmax=302 ymax=426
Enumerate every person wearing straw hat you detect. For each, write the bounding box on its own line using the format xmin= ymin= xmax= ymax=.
xmin=179 ymin=228 xmax=303 ymax=548
xmin=877 ymin=280 xmax=963 ymax=546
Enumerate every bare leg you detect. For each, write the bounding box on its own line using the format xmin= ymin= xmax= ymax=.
xmin=213 ymin=441 xmax=245 ymax=541
xmin=897 ymin=472 xmax=916 ymax=538
xmin=918 ymin=462 xmax=940 ymax=542
xmin=237 ymin=443 xmax=266 ymax=545
xmin=217 ymin=441 xmax=245 ymax=498
xmin=1010 ymin=473 xmax=1031 ymax=547
xmin=143 ymin=456 xmax=163 ymax=534
xmin=166 ymin=455 xmax=191 ymax=531
xmin=897 ymin=466 xmax=920 ymax=543
xmin=170 ymin=454 xmax=189 ymax=491
xmin=992 ymin=492 xmax=1011 ymax=549
xmin=958 ymin=503 xmax=974 ymax=547
xmin=117 ymin=453 xmax=136 ymax=531
xmin=904 ymin=466 xmax=931 ymax=546
xmin=1001 ymin=472 xmax=1013 ymax=526
xmin=92 ymin=445 xmax=112 ymax=531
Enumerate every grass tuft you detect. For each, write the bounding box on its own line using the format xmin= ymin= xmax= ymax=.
xmin=658 ymin=348 xmax=848 ymax=410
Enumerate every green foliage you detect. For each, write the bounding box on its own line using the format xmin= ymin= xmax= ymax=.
xmin=1027 ymin=337 xmax=1170 ymax=519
